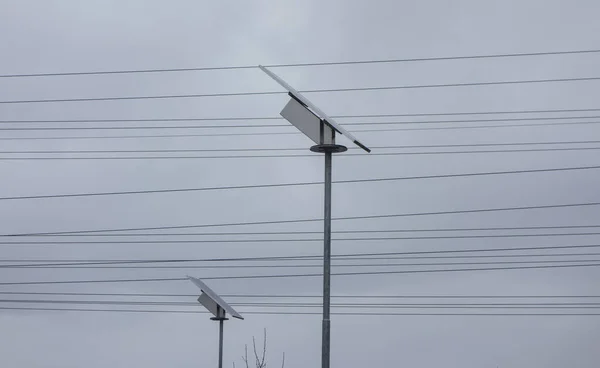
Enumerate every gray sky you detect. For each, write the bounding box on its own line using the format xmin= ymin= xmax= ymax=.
xmin=1 ymin=0 xmax=600 ymax=367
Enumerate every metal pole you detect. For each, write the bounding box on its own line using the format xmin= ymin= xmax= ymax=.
xmin=322 ymin=150 xmax=333 ymax=368
xmin=218 ymin=317 xmax=224 ymax=368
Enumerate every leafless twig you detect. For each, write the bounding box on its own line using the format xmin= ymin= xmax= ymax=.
xmin=252 ymin=336 xmax=261 ymax=367
xmin=237 ymin=329 xmax=285 ymax=368
xmin=242 ymin=344 xmax=249 ymax=368
xmin=260 ymin=329 xmax=267 ymax=368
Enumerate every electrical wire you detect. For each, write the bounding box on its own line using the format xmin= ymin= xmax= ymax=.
xmin=3 ymin=140 xmax=600 ymax=154
xmin=1 ymin=263 xmax=599 ymax=286
xmin=4 ymin=252 xmax=600 ymax=267
xmin=1 ymin=299 xmax=599 ymax=308
xmin=1 ymin=48 xmax=598 ymax=78
xmin=2 ymin=119 xmax=600 ymax=141
xmin=1 ymin=164 xmax=598 ymax=201
xmin=2 ymin=259 xmax=598 ymax=269
xmin=232 ymin=302 xmax=600 ymax=308
xmin=3 ymin=120 xmax=600 ymax=142
xmin=0 ymin=291 xmax=597 ymax=299
xmin=15 ymin=224 xmax=600 ymax=237
xmin=5 ymin=232 xmax=600 ymax=245
xmin=334 ymin=107 xmax=600 ymax=118
xmin=1 ymin=306 xmax=597 ymax=316
xmin=1 ymin=76 xmax=600 ymax=104
xmin=6 ymin=200 xmax=600 ymax=236
xmin=4 ymin=114 xmax=600 ymax=129
xmin=4 ymin=107 xmax=600 ymax=124
xmin=0 ymin=124 xmax=293 ymax=131
xmin=4 ymin=146 xmax=600 ymax=159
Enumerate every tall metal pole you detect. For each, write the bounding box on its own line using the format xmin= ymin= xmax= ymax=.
xmin=322 ymin=150 xmax=333 ymax=368
xmin=218 ymin=318 xmax=224 ymax=368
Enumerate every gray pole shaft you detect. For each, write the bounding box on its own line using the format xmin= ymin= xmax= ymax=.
xmin=322 ymin=150 xmax=333 ymax=368
xmin=218 ymin=318 xmax=224 ymax=368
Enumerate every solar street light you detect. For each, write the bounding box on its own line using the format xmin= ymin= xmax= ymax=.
xmin=188 ymin=276 xmax=243 ymax=368
xmin=259 ymin=66 xmax=370 ymax=368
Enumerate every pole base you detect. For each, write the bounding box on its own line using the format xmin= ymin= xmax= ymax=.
xmin=310 ymin=144 xmax=348 ymax=153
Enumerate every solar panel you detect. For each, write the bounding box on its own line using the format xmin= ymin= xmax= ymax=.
xmin=188 ymin=276 xmax=244 ymax=320
xmin=259 ymin=65 xmax=371 ymax=153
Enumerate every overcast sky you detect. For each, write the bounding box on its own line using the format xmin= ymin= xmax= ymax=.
xmin=1 ymin=1 xmax=600 ymax=367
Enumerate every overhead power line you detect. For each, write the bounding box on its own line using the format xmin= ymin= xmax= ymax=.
xmin=1 ymin=164 xmax=599 ymax=201
xmin=2 ymin=148 xmax=600 ymax=160
xmin=1 ymin=263 xmax=599 ymax=286
xmin=221 ymin=302 xmax=600 ymax=308
xmin=2 ymin=259 xmax=598 ymax=269
xmin=1 ymin=76 xmax=600 ymax=104
xmin=17 ymin=224 xmax=600 ymax=237
xmin=3 ymin=114 xmax=600 ymax=129
xmin=5 ymin=252 xmax=600 ymax=268
xmin=1 ymin=306 xmax=597 ymax=317
xmin=1 ymin=299 xmax=599 ymax=309
xmin=4 ymin=107 xmax=600 ymax=124
xmin=5 ymin=232 xmax=600 ymax=245
xmin=3 ymin=120 xmax=600 ymax=142
xmin=3 ymin=245 xmax=600 ymax=265
xmin=5 ymin=200 xmax=600 ymax=236
xmin=2 ymin=120 xmax=600 ymax=141
xmin=1 ymin=48 xmax=599 ymax=78
xmin=348 ymin=115 xmax=600 ymax=125
xmin=335 ymin=107 xmax=600 ymax=118
xmin=4 ymin=146 xmax=600 ymax=159
xmin=350 ymin=120 xmax=600 ymax=132
xmin=1 ymin=291 xmax=597 ymax=299
xmin=3 ymin=140 xmax=600 ymax=155
xmin=0 ymin=124 xmax=294 ymax=131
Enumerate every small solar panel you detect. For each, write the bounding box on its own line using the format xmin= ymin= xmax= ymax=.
xmin=188 ymin=276 xmax=244 ymax=320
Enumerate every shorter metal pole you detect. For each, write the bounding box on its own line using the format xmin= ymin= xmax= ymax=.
xmin=211 ymin=307 xmax=227 ymax=368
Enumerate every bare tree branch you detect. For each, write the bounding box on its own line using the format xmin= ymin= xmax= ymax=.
xmin=252 ymin=335 xmax=261 ymax=367
xmin=260 ymin=329 xmax=267 ymax=368
xmin=242 ymin=344 xmax=250 ymax=368
xmin=237 ymin=330 xmax=285 ymax=368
